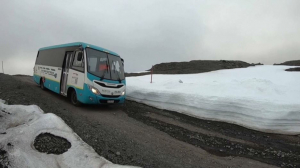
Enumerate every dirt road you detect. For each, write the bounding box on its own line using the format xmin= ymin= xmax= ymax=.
xmin=0 ymin=74 xmax=299 ymax=168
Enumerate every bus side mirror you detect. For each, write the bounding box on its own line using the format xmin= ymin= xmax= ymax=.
xmin=121 ymin=58 xmax=124 ymax=66
xmin=77 ymin=52 xmax=83 ymax=61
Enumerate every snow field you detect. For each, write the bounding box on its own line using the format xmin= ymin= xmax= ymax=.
xmin=126 ymin=65 xmax=300 ymax=135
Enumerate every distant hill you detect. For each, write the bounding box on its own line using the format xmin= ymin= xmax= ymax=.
xmin=126 ymin=60 xmax=254 ymax=77
xmin=148 ymin=60 xmax=253 ymax=74
xmin=285 ymin=67 xmax=300 ymax=72
xmin=274 ymin=60 xmax=300 ymax=66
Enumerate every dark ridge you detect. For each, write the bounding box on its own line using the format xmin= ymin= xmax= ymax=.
xmin=251 ymin=62 xmax=264 ymax=66
xmin=149 ymin=60 xmax=253 ymax=74
xmin=126 ymin=60 xmax=254 ymax=77
xmin=285 ymin=67 xmax=300 ymax=71
xmin=274 ymin=60 xmax=300 ymax=66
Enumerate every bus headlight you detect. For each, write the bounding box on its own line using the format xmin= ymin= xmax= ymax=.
xmin=88 ymin=85 xmax=100 ymax=95
xmin=121 ymin=91 xmax=125 ymax=96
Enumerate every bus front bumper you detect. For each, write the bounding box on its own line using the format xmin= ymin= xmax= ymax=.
xmin=83 ymin=94 xmax=126 ymax=105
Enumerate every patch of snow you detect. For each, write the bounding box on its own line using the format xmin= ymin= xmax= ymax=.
xmin=0 ymin=101 xmax=139 ymax=168
xmin=126 ymin=65 xmax=300 ymax=135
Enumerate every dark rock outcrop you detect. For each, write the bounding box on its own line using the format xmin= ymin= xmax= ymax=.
xmin=274 ymin=60 xmax=300 ymax=66
xmin=251 ymin=63 xmax=264 ymax=66
xmin=285 ymin=67 xmax=300 ymax=72
xmin=0 ymin=148 xmax=9 ymax=168
xmin=126 ymin=60 xmax=253 ymax=77
xmin=148 ymin=60 xmax=252 ymax=74
xmin=34 ymin=133 xmax=71 ymax=155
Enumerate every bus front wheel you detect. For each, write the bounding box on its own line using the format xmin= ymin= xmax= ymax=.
xmin=70 ymin=90 xmax=81 ymax=106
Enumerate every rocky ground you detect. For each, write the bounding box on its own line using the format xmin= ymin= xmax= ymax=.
xmin=0 ymin=73 xmax=299 ymax=168
xmin=124 ymin=101 xmax=300 ymax=168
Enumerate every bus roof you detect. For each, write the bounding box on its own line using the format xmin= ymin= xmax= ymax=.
xmin=38 ymin=42 xmax=120 ymax=56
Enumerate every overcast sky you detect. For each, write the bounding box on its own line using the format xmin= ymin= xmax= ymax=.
xmin=0 ymin=0 xmax=299 ymax=75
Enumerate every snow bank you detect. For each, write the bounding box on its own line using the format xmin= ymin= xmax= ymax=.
xmin=0 ymin=100 xmax=138 ymax=168
xmin=126 ymin=65 xmax=300 ymax=135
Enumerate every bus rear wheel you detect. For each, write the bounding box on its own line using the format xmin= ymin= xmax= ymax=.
xmin=70 ymin=90 xmax=81 ymax=106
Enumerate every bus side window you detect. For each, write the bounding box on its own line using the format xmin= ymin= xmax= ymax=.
xmin=72 ymin=51 xmax=84 ymax=72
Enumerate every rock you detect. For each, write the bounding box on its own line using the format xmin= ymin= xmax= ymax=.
xmin=116 ymin=151 xmax=121 ymax=156
xmin=0 ymin=148 xmax=9 ymax=168
xmin=34 ymin=133 xmax=71 ymax=155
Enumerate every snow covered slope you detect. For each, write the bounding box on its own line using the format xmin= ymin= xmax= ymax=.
xmin=126 ymin=65 xmax=300 ymax=135
xmin=0 ymin=100 xmax=138 ymax=168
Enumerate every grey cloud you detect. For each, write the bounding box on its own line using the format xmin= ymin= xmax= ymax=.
xmin=0 ymin=0 xmax=299 ymax=75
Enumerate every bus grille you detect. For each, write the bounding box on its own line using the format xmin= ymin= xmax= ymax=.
xmin=101 ymin=94 xmax=120 ymax=98
xmin=95 ymin=81 xmax=124 ymax=88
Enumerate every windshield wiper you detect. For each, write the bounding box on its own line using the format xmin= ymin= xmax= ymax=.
xmin=100 ymin=59 xmax=110 ymax=81
xmin=116 ymin=72 xmax=121 ymax=83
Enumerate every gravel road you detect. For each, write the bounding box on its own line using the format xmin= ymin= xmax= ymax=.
xmin=0 ymin=73 xmax=299 ymax=168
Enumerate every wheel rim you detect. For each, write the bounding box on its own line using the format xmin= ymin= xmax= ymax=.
xmin=71 ymin=92 xmax=77 ymax=104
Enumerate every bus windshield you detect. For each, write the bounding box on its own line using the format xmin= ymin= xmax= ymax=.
xmin=86 ymin=48 xmax=125 ymax=81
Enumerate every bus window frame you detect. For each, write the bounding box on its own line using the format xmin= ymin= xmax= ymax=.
xmin=86 ymin=47 xmax=124 ymax=81
xmin=70 ymin=50 xmax=85 ymax=73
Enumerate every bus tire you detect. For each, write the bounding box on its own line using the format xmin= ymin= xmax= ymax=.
xmin=40 ymin=78 xmax=46 ymax=90
xmin=70 ymin=90 xmax=81 ymax=106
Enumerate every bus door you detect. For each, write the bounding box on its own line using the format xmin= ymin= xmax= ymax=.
xmin=61 ymin=51 xmax=73 ymax=96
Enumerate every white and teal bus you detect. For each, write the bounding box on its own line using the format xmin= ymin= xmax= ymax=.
xmin=33 ymin=42 xmax=126 ymax=106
